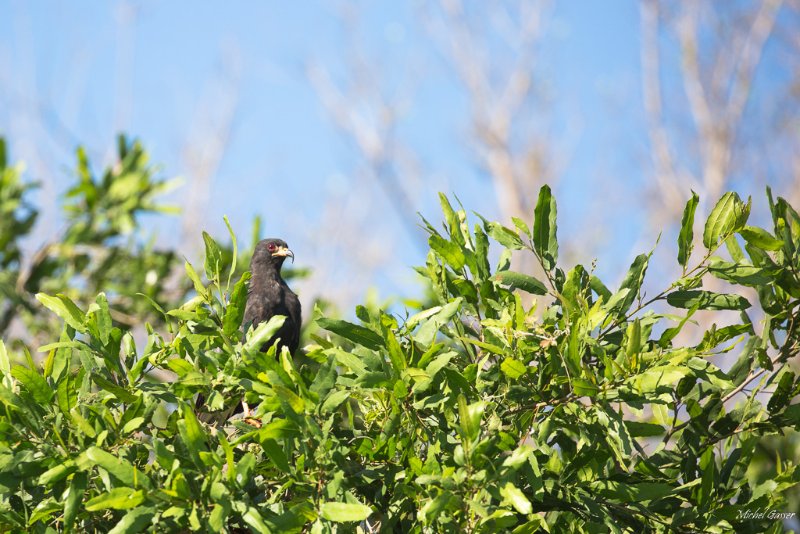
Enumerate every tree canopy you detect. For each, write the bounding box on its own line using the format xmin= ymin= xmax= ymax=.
xmin=1 ymin=139 xmax=799 ymax=532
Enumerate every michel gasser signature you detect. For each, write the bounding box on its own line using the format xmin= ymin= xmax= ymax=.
xmin=737 ymin=508 xmax=797 ymax=521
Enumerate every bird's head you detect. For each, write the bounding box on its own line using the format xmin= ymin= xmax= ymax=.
xmin=252 ymin=238 xmax=294 ymax=272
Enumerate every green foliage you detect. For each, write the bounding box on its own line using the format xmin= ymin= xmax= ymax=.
xmin=0 ymin=135 xmax=190 ymax=343
xmin=1 ymin=140 xmax=800 ymax=533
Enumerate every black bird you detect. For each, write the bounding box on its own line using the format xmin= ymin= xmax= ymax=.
xmin=244 ymin=238 xmax=302 ymax=353
xmin=197 ymin=238 xmax=301 ymax=424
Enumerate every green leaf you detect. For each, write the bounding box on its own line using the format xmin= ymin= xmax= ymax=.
xmin=11 ymin=365 xmax=53 ymax=403
xmin=609 ymin=254 xmax=648 ymax=317
xmin=592 ymin=480 xmax=674 ymax=502
xmin=413 ymin=298 xmax=463 ymax=346
xmin=78 ymin=447 xmax=152 ymax=489
xmin=633 ymin=366 xmax=689 ymax=393
xmin=122 ymin=416 xmax=145 ymax=434
xmin=500 ymin=482 xmax=532 ymax=514
xmin=36 ymin=340 xmax=84 ymax=353
xmin=698 ymin=323 xmax=751 ymax=350
xmin=331 ymin=348 xmax=368 ymax=375
xmin=405 ymin=306 xmax=443 ymax=331
xmin=63 ymin=472 xmax=87 ymax=532
xmin=317 ymin=317 xmax=384 ymax=350
xmin=244 ymin=315 xmax=287 ymax=352
xmin=36 ymin=293 xmax=87 ymax=333
xmin=572 ymin=378 xmax=599 ymax=398
xmin=739 ymin=225 xmax=783 ymax=251
xmin=502 ymin=445 xmax=535 ymax=469
xmin=321 ymin=389 xmax=350 ymax=413
xmin=262 ymin=439 xmax=291 ymax=473
xmin=486 ymin=222 xmax=525 ymax=250
xmin=28 ymin=499 xmax=61 ymax=526
xmin=209 ymin=503 xmax=230 ymax=532
xmin=0 ymin=340 xmax=10 ymax=384
xmin=703 ymin=192 xmax=747 ymax=249
xmin=533 ymin=184 xmax=558 ymax=270
xmin=429 ymin=234 xmax=465 ymax=270
xmin=678 ymin=191 xmax=699 ymax=267
xmin=383 ymin=327 xmax=407 ymax=372
xmin=202 ymin=231 xmax=223 ymax=281
xmin=85 ymin=488 xmax=145 ymax=511
xmin=724 ymin=235 xmax=745 ymax=263
xmin=258 ymin=418 xmax=299 ymax=441
xmin=707 ymin=260 xmax=770 ymax=286
xmin=512 ymin=216 xmax=531 ymax=238
xmin=38 ymin=461 xmax=77 ymax=485
xmin=460 ymin=337 xmax=504 ymax=355
xmin=239 ymin=504 xmax=271 ymax=533
xmin=223 ymin=271 xmax=251 ymax=337
xmin=178 ymin=403 xmax=208 ymax=462
xmin=590 ymin=275 xmax=612 ymax=302
xmin=56 ymin=370 xmax=79 ymax=414
xmin=420 ymin=491 xmax=459 ymax=523
xmin=273 ymin=384 xmax=306 ymax=414
xmin=624 ymin=421 xmax=665 ymax=437
xmin=438 ymin=193 xmax=462 ymax=244
xmin=768 ymin=371 xmax=795 ymax=414
xmin=92 ymin=292 xmax=112 ymax=345
xmin=223 ymin=214 xmax=238 ymax=290
xmin=625 ymin=318 xmax=642 ymax=362
xmin=425 ymin=351 xmax=455 ymax=377
xmin=319 ymin=502 xmax=373 ymax=523
xmin=167 ymin=358 xmax=194 ymax=377
xmin=500 ymin=357 xmax=527 ymax=380
xmin=457 ymin=394 xmax=484 ymax=443
xmin=666 ymin=290 xmax=750 ymax=310
xmin=92 ymin=373 xmax=138 ymax=403
xmin=184 ymin=260 xmax=207 ymax=298
xmin=108 ymin=507 xmax=154 ymax=534
xmin=492 ymin=271 xmax=547 ymax=295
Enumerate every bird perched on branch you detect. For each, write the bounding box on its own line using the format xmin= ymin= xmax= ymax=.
xmin=197 ymin=238 xmax=301 ymax=424
xmin=244 ymin=238 xmax=302 ymax=353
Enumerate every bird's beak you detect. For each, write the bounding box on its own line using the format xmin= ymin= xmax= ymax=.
xmin=272 ymin=246 xmax=295 ymax=263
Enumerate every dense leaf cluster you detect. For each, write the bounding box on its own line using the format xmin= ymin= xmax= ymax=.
xmin=0 ymin=141 xmax=799 ymax=532
xmin=0 ymin=136 xmax=189 ymax=343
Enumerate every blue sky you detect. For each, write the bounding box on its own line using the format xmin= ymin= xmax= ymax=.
xmin=1 ymin=1 xmax=794 ymax=309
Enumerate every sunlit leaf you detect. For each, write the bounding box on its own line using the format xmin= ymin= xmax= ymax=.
xmin=533 ymin=184 xmax=558 ymax=270
xmin=223 ymin=271 xmax=251 ymax=337
xmin=678 ymin=191 xmax=699 ymax=267
xmin=319 ymin=502 xmax=373 ymax=523
xmin=739 ymin=225 xmax=783 ymax=251
xmin=85 ymin=488 xmax=145 ymax=511
xmin=202 ymin=231 xmax=222 ymax=281
xmin=703 ymin=192 xmax=748 ymax=249
xmin=667 ymin=290 xmax=750 ymax=310
xmin=317 ymin=317 xmax=384 ymax=350
xmin=500 ymin=482 xmax=532 ymax=514
xmin=36 ymin=293 xmax=87 ymax=333
xmin=492 ymin=271 xmax=547 ymax=295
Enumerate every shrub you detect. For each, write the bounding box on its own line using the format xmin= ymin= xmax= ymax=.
xmin=1 ymin=143 xmax=799 ymax=532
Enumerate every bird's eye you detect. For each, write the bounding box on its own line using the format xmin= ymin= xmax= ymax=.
xmin=267 ymin=243 xmax=277 ymax=252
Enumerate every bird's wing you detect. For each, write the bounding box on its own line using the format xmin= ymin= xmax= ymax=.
xmin=289 ymin=295 xmax=301 ymax=352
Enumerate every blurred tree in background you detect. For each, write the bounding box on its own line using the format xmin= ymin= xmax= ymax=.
xmin=0 ymin=136 xmax=188 ymax=347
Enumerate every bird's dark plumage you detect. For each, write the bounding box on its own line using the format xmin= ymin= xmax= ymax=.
xmin=196 ymin=238 xmax=300 ymax=424
xmin=244 ymin=238 xmax=302 ymax=354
